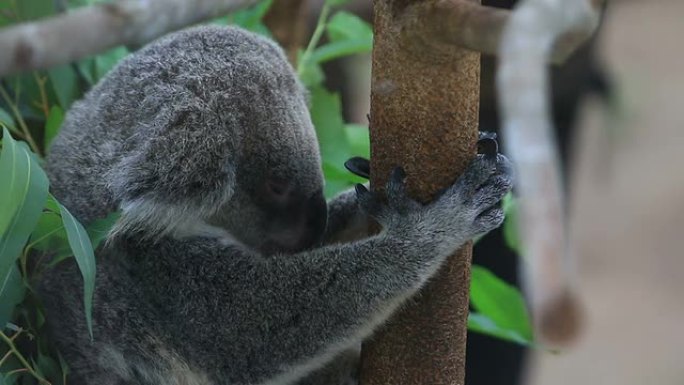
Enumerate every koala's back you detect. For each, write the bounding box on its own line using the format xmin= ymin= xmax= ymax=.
xmin=45 ymin=25 xmax=288 ymax=224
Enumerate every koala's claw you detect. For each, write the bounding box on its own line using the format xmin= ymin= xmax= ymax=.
xmin=345 ymin=157 xmax=370 ymax=179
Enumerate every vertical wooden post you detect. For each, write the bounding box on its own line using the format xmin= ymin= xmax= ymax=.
xmin=359 ymin=0 xmax=481 ymax=384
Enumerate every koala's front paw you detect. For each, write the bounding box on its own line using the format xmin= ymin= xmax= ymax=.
xmin=354 ymin=167 xmax=421 ymax=228
xmin=436 ymin=153 xmax=514 ymax=239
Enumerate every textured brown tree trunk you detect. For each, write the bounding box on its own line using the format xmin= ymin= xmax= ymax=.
xmin=359 ymin=1 xmax=481 ymax=384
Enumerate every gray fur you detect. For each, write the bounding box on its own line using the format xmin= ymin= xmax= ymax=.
xmin=42 ymin=25 xmax=513 ymax=385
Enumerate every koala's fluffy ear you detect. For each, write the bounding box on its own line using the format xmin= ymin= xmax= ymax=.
xmin=108 ymin=105 xmax=237 ymax=238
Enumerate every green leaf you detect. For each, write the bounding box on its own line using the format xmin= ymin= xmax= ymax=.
xmin=311 ymin=39 xmax=373 ymax=64
xmin=15 ymin=0 xmax=54 ymax=20
xmin=344 ymin=124 xmax=370 ymax=159
xmin=297 ymin=49 xmax=325 ymax=88
xmin=29 ymin=198 xmax=68 ymax=255
xmin=470 ymin=265 xmax=533 ymax=342
xmin=468 ymin=313 xmax=531 ymax=345
xmin=502 ymin=193 xmax=522 ymax=255
xmin=49 ymin=65 xmax=79 ymax=109
xmin=0 ymin=107 xmax=14 ymax=130
xmin=325 ymin=0 xmax=351 ymax=7
xmin=326 ymin=11 xmax=373 ymax=43
xmin=44 ymin=105 xmax=64 ymax=150
xmin=0 ymin=128 xmax=49 ymax=287
xmin=308 ymin=86 xmax=350 ymax=168
xmin=94 ymin=46 xmax=129 ymax=81
xmin=0 ymin=265 xmax=24 ymax=329
xmin=57 ymin=201 xmax=96 ymax=338
xmin=229 ymin=0 xmax=274 ymax=35
xmin=86 ymin=211 xmax=120 ymax=249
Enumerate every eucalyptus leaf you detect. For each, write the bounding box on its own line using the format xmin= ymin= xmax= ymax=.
xmin=324 ymin=0 xmax=351 ymax=7
xmin=44 ymin=105 xmax=64 ymax=150
xmin=312 ymin=39 xmax=373 ymax=64
xmin=344 ymin=124 xmax=370 ymax=159
xmin=0 ymin=128 xmax=49 ymax=288
xmin=468 ymin=313 xmax=531 ymax=345
xmin=0 ymin=265 xmax=24 ymax=329
xmin=94 ymin=47 xmax=129 ymax=81
xmin=0 ymin=107 xmax=14 ymax=130
xmin=49 ymin=65 xmax=79 ymax=109
xmin=470 ymin=265 xmax=533 ymax=342
xmin=326 ymin=11 xmax=373 ymax=43
xmin=57 ymin=201 xmax=96 ymax=338
xmin=308 ymin=86 xmax=349 ymax=169
xmin=502 ymin=193 xmax=522 ymax=255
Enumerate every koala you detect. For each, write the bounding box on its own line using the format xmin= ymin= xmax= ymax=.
xmin=41 ymin=25 xmax=513 ymax=385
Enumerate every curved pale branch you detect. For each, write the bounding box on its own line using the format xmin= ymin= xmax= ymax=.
xmin=399 ymin=0 xmax=603 ymax=64
xmin=0 ymin=0 xmax=256 ymax=77
xmin=497 ymin=0 xmax=599 ymax=346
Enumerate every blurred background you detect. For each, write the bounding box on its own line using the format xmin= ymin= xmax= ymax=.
xmin=528 ymin=0 xmax=684 ymax=384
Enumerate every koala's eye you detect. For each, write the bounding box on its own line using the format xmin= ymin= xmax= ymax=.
xmin=265 ymin=176 xmax=293 ymax=204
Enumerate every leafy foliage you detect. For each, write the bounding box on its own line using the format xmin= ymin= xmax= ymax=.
xmin=0 ymin=0 xmax=531 ymax=383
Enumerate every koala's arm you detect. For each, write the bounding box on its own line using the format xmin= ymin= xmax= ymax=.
xmin=129 ymin=154 xmax=511 ymax=385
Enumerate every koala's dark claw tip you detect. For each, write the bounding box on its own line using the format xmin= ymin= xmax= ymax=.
xmin=390 ymin=166 xmax=406 ymax=183
xmin=345 ymin=157 xmax=370 ymax=179
xmin=355 ymin=183 xmax=369 ymax=195
xmin=477 ymin=133 xmax=499 ymax=159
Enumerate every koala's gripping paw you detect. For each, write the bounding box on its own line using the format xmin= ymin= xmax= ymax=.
xmin=354 ymin=167 xmax=420 ymax=226
xmin=436 ymin=153 xmax=514 ymax=238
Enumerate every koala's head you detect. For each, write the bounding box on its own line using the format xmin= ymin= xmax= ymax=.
xmin=106 ymin=26 xmax=327 ymax=254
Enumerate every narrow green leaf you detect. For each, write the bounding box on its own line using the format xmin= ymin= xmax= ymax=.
xmin=502 ymin=193 xmax=522 ymax=255
xmin=0 ymin=265 xmax=24 ymax=329
xmin=49 ymin=65 xmax=79 ymax=109
xmin=0 ymin=107 xmax=14 ymax=130
xmin=0 ymin=128 xmax=49 ymax=286
xmin=344 ymin=124 xmax=370 ymax=159
xmin=468 ymin=313 xmax=530 ymax=345
xmin=325 ymin=0 xmax=351 ymax=7
xmin=309 ymin=86 xmax=350 ymax=168
xmin=297 ymin=49 xmax=326 ymax=88
xmin=57 ymin=202 xmax=96 ymax=338
xmin=470 ymin=265 xmax=533 ymax=341
xmin=326 ymin=11 xmax=373 ymax=43
xmin=86 ymin=211 xmax=120 ymax=249
xmin=230 ymin=0 xmax=274 ymax=35
xmin=312 ymin=39 xmax=373 ymax=64
xmin=94 ymin=46 xmax=129 ymax=81
xmin=44 ymin=105 xmax=64 ymax=150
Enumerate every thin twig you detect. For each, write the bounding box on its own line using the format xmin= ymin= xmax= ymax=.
xmin=0 ymin=84 xmax=41 ymax=155
xmin=0 ymin=330 xmax=52 ymax=385
xmin=296 ymin=2 xmax=330 ymax=76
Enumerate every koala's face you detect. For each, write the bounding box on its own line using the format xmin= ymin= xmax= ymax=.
xmin=209 ymin=90 xmax=327 ymax=256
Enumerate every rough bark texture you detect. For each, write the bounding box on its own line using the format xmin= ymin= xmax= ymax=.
xmin=263 ymin=0 xmax=309 ymax=64
xmin=359 ymin=0 xmax=481 ymax=384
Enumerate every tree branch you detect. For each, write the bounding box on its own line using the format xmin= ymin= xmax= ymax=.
xmin=398 ymin=0 xmax=604 ymax=64
xmin=497 ymin=0 xmax=598 ymax=346
xmin=359 ymin=0 xmax=480 ymax=383
xmin=0 ymin=0 xmax=257 ymax=77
